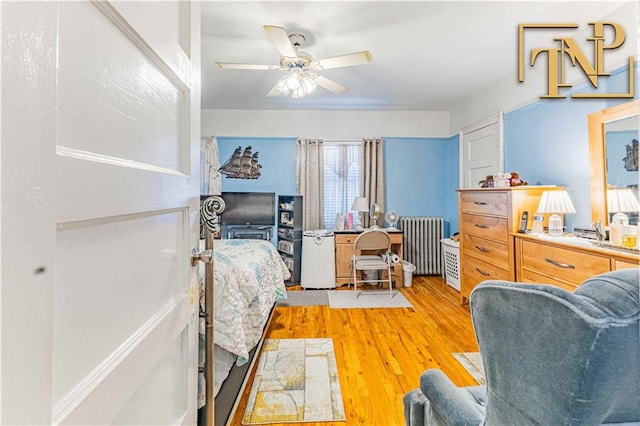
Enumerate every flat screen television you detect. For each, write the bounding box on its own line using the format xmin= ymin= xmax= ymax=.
xmin=218 ymin=192 xmax=276 ymax=226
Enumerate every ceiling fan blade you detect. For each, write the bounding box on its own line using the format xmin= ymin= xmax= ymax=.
xmin=216 ymin=63 xmax=281 ymax=71
xmin=266 ymin=81 xmax=283 ymax=97
xmin=315 ymin=75 xmax=348 ymax=94
xmin=263 ymin=25 xmax=297 ymax=58
xmin=312 ymin=51 xmax=373 ymax=70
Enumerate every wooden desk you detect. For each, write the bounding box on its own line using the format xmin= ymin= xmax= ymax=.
xmin=334 ymin=230 xmax=404 ymax=288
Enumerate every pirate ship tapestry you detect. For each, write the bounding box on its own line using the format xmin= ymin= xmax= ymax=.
xmin=219 ymin=146 xmax=262 ymax=179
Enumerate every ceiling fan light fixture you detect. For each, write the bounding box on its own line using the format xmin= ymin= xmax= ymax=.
xmin=300 ymin=72 xmax=317 ymax=94
xmin=220 ymin=25 xmax=374 ymax=99
xmin=291 ymin=87 xmax=305 ymax=99
xmin=285 ymin=69 xmax=301 ymax=90
xmin=275 ymin=75 xmax=291 ymax=95
xmin=275 ymin=70 xmax=317 ymax=98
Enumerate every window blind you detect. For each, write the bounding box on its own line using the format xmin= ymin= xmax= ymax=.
xmin=323 ymin=141 xmax=361 ymax=230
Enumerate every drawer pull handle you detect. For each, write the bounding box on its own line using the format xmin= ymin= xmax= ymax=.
xmin=474 ymin=223 xmax=490 ymax=229
xmin=475 ymin=245 xmax=490 ymax=253
xmin=544 ymin=258 xmax=575 ymax=269
xmin=475 ymin=267 xmax=491 ymax=276
xmin=474 ymin=201 xmax=489 ymax=205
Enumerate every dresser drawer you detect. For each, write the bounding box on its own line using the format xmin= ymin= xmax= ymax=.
xmin=520 ymin=269 xmax=578 ymax=292
xmin=460 ymin=213 xmax=508 ymax=243
xmin=335 ymin=234 xmax=358 ymax=244
xmin=461 ymin=233 xmax=509 ymax=270
xmin=461 ymin=254 xmax=510 ymax=283
xmin=521 ymin=240 xmax=610 ymax=285
xmin=460 ymin=192 xmax=508 ymax=217
xmin=613 ymin=259 xmax=639 ymax=270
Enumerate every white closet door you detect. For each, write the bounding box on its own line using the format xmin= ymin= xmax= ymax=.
xmin=1 ymin=2 xmax=201 ymax=424
xmin=460 ymin=113 xmax=504 ymax=188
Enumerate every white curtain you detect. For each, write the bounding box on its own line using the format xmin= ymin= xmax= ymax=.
xmin=361 ymin=137 xmax=385 ymax=228
xmin=201 ymin=136 xmax=222 ymax=195
xmin=296 ymin=138 xmax=324 ymax=230
xmin=324 ymin=142 xmax=361 ymax=229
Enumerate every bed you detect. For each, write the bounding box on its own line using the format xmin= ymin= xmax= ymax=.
xmin=198 ymin=238 xmax=289 ymax=425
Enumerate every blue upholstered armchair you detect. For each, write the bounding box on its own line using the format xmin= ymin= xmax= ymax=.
xmin=404 ymin=268 xmax=640 ymax=425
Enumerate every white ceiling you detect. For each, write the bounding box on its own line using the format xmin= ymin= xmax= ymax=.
xmin=201 ymin=1 xmax=627 ymax=111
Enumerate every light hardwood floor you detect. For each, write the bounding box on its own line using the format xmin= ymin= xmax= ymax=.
xmin=229 ymin=276 xmax=479 ymax=426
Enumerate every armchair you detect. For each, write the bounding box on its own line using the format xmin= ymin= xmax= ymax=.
xmin=404 ymin=268 xmax=640 ymax=425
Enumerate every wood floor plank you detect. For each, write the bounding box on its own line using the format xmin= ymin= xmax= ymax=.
xmin=228 ymin=276 xmax=479 ymax=426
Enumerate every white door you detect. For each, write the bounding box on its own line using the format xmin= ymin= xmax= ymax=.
xmin=460 ymin=113 xmax=504 ymax=188
xmin=1 ymin=2 xmax=201 ymax=424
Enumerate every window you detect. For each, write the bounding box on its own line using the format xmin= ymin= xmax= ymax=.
xmin=323 ymin=142 xmax=361 ymax=230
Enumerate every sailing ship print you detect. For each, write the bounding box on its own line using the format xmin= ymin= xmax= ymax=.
xmin=219 ymin=146 xmax=262 ymax=179
xmin=623 ymin=138 xmax=638 ymax=172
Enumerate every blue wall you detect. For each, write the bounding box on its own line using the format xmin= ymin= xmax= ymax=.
xmin=504 ymin=98 xmax=605 ymax=230
xmin=217 ymin=136 xmax=297 ymax=195
xmin=385 ymin=134 xmax=459 ymax=237
xmin=217 ymin=136 xmax=297 ymax=242
xmin=217 ymin=136 xmax=461 ymax=236
xmin=383 ymin=137 xmax=446 ymax=214
xmin=503 ymin=65 xmax=633 ymax=231
xmin=213 ymin=65 xmax=633 ymax=237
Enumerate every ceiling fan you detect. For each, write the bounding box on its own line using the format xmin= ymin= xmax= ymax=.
xmin=215 ymin=25 xmax=373 ymax=98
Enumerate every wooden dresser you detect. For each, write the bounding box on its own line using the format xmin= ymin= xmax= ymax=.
xmin=514 ymin=233 xmax=639 ymax=292
xmin=457 ymin=186 xmax=562 ymax=303
xmin=334 ymin=230 xmax=404 ymax=288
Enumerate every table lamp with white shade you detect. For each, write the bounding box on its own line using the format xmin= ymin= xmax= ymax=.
xmin=351 ymin=197 xmax=369 ymax=230
xmin=607 ymin=188 xmax=640 ymax=247
xmin=607 ymin=187 xmax=640 ymax=225
xmin=536 ymin=190 xmax=576 ymax=237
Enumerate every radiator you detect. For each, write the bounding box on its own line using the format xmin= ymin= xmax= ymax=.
xmin=398 ymin=216 xmax=444 ymax=275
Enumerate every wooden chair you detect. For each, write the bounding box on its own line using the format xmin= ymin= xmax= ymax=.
xmin=351 ymin=229 xmax=395 ymax=298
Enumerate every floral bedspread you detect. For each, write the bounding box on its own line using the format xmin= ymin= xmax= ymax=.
xmin=198 ymin=239 xmax=289 ymax=407
xmin=200 ymin=239 xmax=288 ymax=362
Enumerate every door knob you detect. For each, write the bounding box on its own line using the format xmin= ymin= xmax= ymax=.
xmin=191 ymin=248 xmax=213 ymax=266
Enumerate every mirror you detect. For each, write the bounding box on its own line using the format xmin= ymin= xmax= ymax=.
xmin=588 ymin=100 xmax=640 ymax=226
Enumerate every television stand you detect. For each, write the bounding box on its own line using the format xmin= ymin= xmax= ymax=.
xmin=225 ymin=225 xmax=272 ymax=241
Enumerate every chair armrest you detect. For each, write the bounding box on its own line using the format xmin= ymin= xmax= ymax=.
xmin=419 ymin=369 xmax=485 ymax=426
xmin=403 ymin=389 xmax=427 ymax=426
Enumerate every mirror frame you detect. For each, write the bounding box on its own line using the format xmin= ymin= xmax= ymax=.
xmin=588 ymin=99 xmax=640 ymax=225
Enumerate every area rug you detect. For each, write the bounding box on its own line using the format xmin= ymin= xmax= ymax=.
xmin=327 ymin=290 xmax=413 ymax=309
xmin=276 ymin=290 xmax=329 ymax=307
xmin=242 ymin=338 xmax=345 ymax=425
xmin=453 ymin=352 xmax=486 ymax=385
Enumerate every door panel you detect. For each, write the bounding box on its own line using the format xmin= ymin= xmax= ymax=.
xmin=465 ymin=125 xmax=498 ymax=187
xmin=111 ymin=1 xmax=192 ymax=81
xmin=57 ymin=2 xmax=187 ymax=173
xmin=1 ymin=2 xmax=201 ymax=424
xmin=52 ymin=210 xmax=186 ymax=405
xmin=460 ymin=114 xmax=503 ymax=188
xmin=113 ymin=329 xmax=189 ymax=425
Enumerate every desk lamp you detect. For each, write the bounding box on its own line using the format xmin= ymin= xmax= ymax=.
xmin=351 ymin=197 xmax=369 ymax=230
xmin=536 ymin=190 xmax=576 ymax=237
